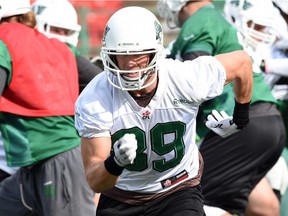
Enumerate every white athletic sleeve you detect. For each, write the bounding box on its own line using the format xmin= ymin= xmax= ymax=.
xmin=162 ymin=56 xmax=226 ymax=103
xmin=75 ymin=73 xmax=112 ymax=138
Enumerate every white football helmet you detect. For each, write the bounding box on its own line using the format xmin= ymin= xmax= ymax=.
xmin=157 ymin=0 xmax=190 ymax=29
xmin=0 ymin=0 xmax=31 ymax=20
xmin=224 ymin=0 xmax=287 ymax=51
xmin=36 ymin=0 xmax=81 ymax=47
xmin=101 ymin=6 xmax=164 ymax=91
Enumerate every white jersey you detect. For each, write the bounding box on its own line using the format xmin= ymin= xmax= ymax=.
xmin=75 ymin=56 xmax=226 ymax=193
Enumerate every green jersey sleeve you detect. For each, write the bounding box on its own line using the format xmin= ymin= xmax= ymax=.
xmin=170 ymin=5 xmax=243 ymax=60
xmin=0 ymin=40 xmax=12 ymax=84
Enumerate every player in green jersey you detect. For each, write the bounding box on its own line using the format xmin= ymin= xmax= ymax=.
xmin=225 ymin=0 xmax=288 ymax=215
xmin=158 ymin=0 xmax=285 ymax=215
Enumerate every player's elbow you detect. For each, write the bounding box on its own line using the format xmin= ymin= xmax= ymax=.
xmin=225 ymin=50 xmax=253 ymax=84
xmin=240 ymin=51 xmax=253 ymax=76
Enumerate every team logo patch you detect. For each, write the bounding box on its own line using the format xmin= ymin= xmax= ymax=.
xmin=160 ymin=170 xmax=188 ymax=189
xmin=142 ymin=110 xmax=151 ymax=120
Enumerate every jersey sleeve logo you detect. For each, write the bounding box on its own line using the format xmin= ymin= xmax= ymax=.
xmin=183 ymin=34 xmax=195 ymax=41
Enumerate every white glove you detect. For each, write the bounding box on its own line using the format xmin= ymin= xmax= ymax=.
xmin=205 ymin=110 xmax=240 ymax=138
xmin=113 ymin=134 xmax=137 ymax=167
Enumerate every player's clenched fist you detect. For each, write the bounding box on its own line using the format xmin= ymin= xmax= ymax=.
xmin=113 ymin=134 xmax=137 ymax=167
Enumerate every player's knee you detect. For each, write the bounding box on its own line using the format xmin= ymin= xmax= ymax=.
xmin=246 ymin=197 xmax=280 ymax=216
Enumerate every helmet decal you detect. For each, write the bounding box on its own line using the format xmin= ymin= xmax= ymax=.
xmin=230 ymin=0 xmax=252 ymax=10
xmin=102 ymin=25 xmax=110 ymax=47
xmin=154 ymin=20 xmax=163 ymax=44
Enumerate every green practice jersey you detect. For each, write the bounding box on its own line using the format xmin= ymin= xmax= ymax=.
xmin=0 ymin=40 xmax=80 ymax=167
xmin=169 ymin=4 xmax=278 ymax=138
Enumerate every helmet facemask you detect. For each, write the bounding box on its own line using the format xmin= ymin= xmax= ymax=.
xmin=40 ymin=23 xmax=80 ymax=47
xmin=242 ymin=21 xmax=277 ymax=50
xmin=101 ymin=49 xmax=162 ymax=91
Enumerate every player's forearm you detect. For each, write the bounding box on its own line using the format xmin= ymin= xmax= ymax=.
xmin=230 ymin=53 xmax=252 ymax=129
xmin=232 ymin=52 xmax=253 ymax=104
xmin=233 ymin=75 xmax=253 ymax=104
xmin=221 ymin=51 xmax=253 ymax=103
xmin=86 ymin=161 xmax=119 ymax=193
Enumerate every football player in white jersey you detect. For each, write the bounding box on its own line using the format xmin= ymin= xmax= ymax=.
xmin=74 ymin=6 xmax=253 ymax=216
